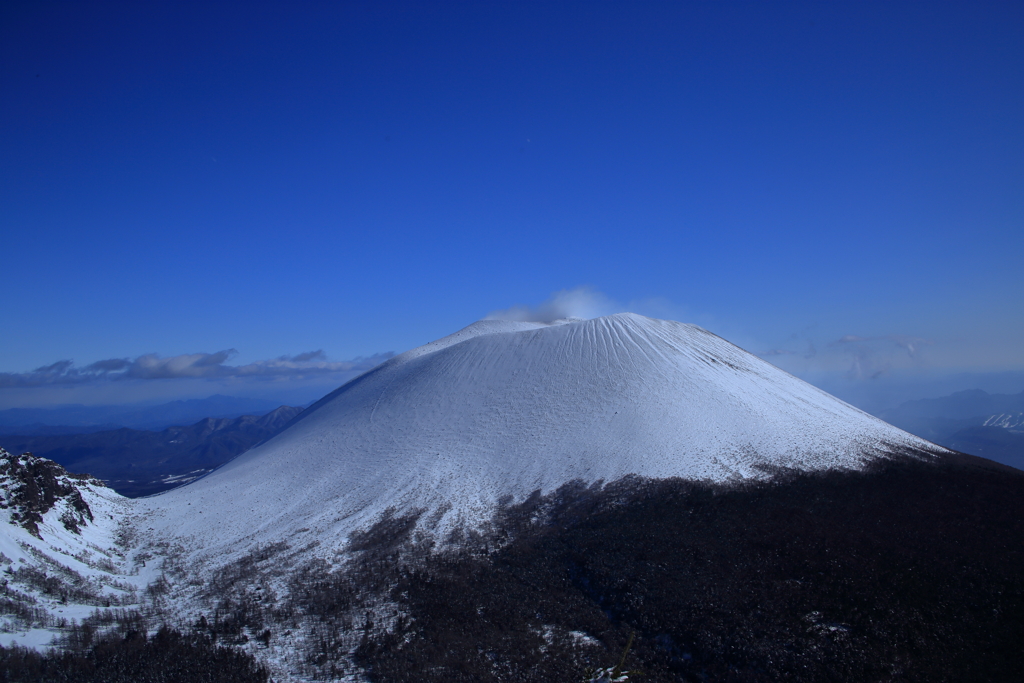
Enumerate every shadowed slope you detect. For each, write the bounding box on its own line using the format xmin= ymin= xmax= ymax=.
xmin=353 ymin=454 xmax=1024 ymax=682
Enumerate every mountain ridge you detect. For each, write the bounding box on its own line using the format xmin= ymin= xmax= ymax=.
xmin=0 ymin=395 xmax=285 ymax=434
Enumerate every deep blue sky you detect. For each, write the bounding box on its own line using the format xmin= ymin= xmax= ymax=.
xmin=2 ymin=1 xmax=1022 ymax=410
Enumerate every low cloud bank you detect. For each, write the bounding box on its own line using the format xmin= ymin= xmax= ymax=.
xmin=0 ymin=350 xmax=394 ymax=388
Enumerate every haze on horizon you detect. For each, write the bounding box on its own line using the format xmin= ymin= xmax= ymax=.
xmin=2 ymin=1 xmax=1022 ymax=414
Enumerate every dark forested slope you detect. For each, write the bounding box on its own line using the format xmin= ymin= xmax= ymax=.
xmin=344 ymin=451 xmax=1024 ymax=682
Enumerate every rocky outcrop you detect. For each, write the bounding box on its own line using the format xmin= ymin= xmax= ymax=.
xmin=0 ymin=448 xmax=98 ymax=538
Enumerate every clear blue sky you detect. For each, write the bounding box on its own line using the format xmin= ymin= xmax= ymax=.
xmin=2 ymin=1 xmax=1022 ymax=411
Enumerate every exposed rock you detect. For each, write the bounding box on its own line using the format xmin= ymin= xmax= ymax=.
xmin=0 ymin=448 xmax=98 ymax=538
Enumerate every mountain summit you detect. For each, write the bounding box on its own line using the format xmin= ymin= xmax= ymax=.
xmin=140 ymin=314 xmax=941 ymax=557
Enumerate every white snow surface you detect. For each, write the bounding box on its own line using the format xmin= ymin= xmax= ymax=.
xmin=0 ymin=449 xmax=141 ymax=644
xmin=138 ymin=314 xmax=941 ymax=559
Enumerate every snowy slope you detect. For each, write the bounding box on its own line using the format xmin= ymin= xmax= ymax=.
xmin=138 ymin=314 xmax=943 ymax=559
xmin=0 ymin=448 xmax=141 ymax=648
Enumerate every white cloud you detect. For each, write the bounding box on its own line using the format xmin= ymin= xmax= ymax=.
xmin=0 ymin=350 xmax=394 ymax=388
xmin=486 ymin=286 xmax=618 ymax=323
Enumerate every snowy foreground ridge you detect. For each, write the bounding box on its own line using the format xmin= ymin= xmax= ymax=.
xmin=137 ymin=313 xmax=940 ymax=560
xmin=0 ymin=449 xmax=137 ymax=648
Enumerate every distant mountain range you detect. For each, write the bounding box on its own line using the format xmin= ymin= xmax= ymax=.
xmin=0 ymin=394 xmax=287 ymax=433
xmin=878 ymin=389 xmax=1024 ymax=470
xmin=0 ymin=405 xmax=303 ymax=497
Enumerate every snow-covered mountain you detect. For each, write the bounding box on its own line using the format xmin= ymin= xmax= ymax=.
xmin=137 ymin=313 xmax=943 ymax=561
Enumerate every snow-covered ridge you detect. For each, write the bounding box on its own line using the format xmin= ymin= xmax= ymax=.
xmin=0 ymin=448 xmax=140 ymax=647
xmin=138 ymin=313 xmax=944 ymax=562
xmin=983 ymin=412 xmax=1024 ymax=431
xmin=0 ymin=450 xmax=100 ymax=539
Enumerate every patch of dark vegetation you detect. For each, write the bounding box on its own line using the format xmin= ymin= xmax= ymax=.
xmin=9 ymin=564 xmax=96 ymax=605
xmin=207 ymin=541 xmax=291 ymax=597
xmin=187 ymin=542 xmax=294 ymax=647
xmin=347 ymin=508 xmax=425 ymax=554
xmin=201 ymin=511 xmax=437 ymax=680
xmin=0 ymin=585 xmax=49 ymax=628
xmin=0 ymin=450 xmax=94 ymax=538
xmin=349 ymin=451 xmax=1024 ymax=682
xmin=300 ymin=525 xmax=436 ymax=680
xmin=0 ymin=625 xmax=268 ymax=683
